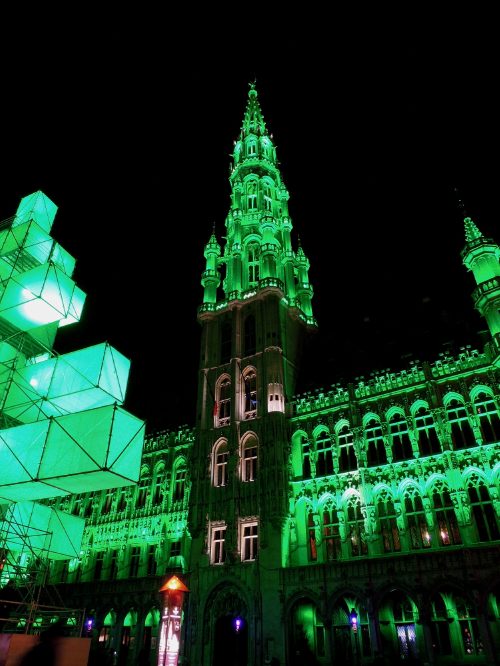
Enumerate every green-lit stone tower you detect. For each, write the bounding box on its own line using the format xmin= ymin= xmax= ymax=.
xmin=20 ymin=85 xmax=500 ymax=666
xmin=186 ymin=83 xmax=317 ymax=665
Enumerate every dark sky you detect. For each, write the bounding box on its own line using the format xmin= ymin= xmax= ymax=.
xmin=1 ymin=17 xmax=499 ymax=432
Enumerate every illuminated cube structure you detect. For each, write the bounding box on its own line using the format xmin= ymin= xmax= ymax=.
xmin=0 ymin=191 xmax=144 ymax=578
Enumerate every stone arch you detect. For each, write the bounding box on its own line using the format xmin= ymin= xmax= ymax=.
xmin=409 ymin=398 xmax=430 ymax=415
xmin=203 ymin=581 xmax=251 ymax=666
xmin=286 ymin=593 xmax=325 ymax=665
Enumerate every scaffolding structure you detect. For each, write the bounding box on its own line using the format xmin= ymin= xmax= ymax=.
xmin=0 ymin=191 xmax=145 ymax=634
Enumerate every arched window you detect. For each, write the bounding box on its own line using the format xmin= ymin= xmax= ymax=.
xmin=467 ymin=479 xmax=500 ymax=542
xmin=243 ymin=315 xmax=256 ymax=356
xmin=389 ymin=412 xmax=413 ymax=461
xmin=243 ymin=369 xmax=257 ymax=419
xmin=216 ymin=376 xmax=231 ymax=427
xmin=377 ymin=490 xmax=401 ymax=552
xmin=315 ymin=431 xmax=333 ymax=476
xmin=172 ymin=463 xmax=186 ymax=502
xmin=220 ymin=322 xmax=232 ymax=364
xmin=152 ymin=465 xmax=165 ymax=506
xmin=302 ymin=436 xmax=311 ymax=479
xmin=307 ymin=512 xmax=317 ymax=561
xmin=247 ymin=243 xmax=260 ymax=287
xmin=247 ymin=142 xmax=257 ymax=158
xmin=429 ymin=593 xmax=452 ymax=657
xmin=136 ymin=474 xmax=149 ymax=509
xmin=365 ymin=418 xmax=387 ymax=466
xmin=391 ymin=592 xmax=418 ymax=661
xmin=322 ymin=505 xmax=341 ymax=560
xmin=414 ymin=406 xmax=441 ymax=455
xmin=338 ymin=425 xmax=357 ymax=472
xmin=404 ymin=489 xmax=431 ymax=549
xmin=446 ymin=398 xmax=475 ymax=449
xmin=241 ymin=435 xmax=257 ymax=482
xmin=263 ymin=182 xmax=272 ymax=211
xmin=213 ymin=441 xmax=229 ymax=487
xmin=346 ymin=496 xmax=367 ymax=557
xmin=455 ymin=596 xmax=484 ymax=655
xmin=432 ymin=485 xmax=461 ymax=546
xmin=473 ymin=391 xmax=500 ymax=444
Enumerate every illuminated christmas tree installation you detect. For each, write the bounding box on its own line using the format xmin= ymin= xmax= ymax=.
xmin=0 ymin=191 xmax=144 ymax=586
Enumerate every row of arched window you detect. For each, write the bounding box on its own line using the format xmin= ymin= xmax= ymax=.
xmin=69 ymin=458 xmax=188 ymax=519
xmin=211 ymin=434 xmax=258 ymax=486
xmin=233 ymin=136 xmax=275 ymax=165
xmin=220 ymin=316 xmax=256 ymax=363
xmin=292 ymin=390 xmax=500 ymax=478
xmin=292 ymin=475 xmax=499 ymax=565
xmin=214 ymin=370 xmax=257 ymax=425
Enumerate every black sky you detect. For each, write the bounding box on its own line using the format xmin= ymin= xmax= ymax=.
xmin=1 ymin=16 xmax=499 ymax=432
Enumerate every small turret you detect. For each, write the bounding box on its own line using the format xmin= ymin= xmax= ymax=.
xmin=461 ymin=214 xmax=500 ymax=346
xmin=201 ymin=230 xmax=221 ymax=304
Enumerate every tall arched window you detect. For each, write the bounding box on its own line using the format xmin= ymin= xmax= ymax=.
xmin=390 ymin=412 xmax=413 ymax=461
xmin=473 ymin=391 xmax=500 ymax=444
xmin=243 ymin=315 xmax=256 ymax=356
xmin=263 ymin=182 xmax=272 ymax=211
xmin=429 ymin=593 xmax=452 ymax=657
xmin=247 ymin=243 xmax=260 ymax=287
xmin=455 ymin=596 xmax=484 ymax=656
xmin=243 ymin=369 xmax=257 ymax=419
xmin=152 ymin=465 xmax=165 ymax=506
xmin=446 ymin=398 xmax=475 ymax=449
xmin=315 ymin=430 xmax=333 ymax=476
xmin=220 ymin=322 xmax=232 ymax=364
xmin=338 ymin=425 xmax=357 ymax=472
xmin=172 ymin=463 xmax=186 ymax=503
xmin=377 ymin=490 xmax=401 ymax=552
xmin=365 ymin=418 xmax=387 ymax=466
xmin=404 ymin=489 xmax=431 ymax=549
xmin=414 ymin=406 xmax=441 ymax=455
xmin=136 ymin=474 xmax=149 ymax=509
xmin=432 ymin=484 xmax=461 ymax=546
xmin=247 ymin=142 xmax=257 ymax=158
xmin=302 ymin=436 xmax=311 ymax=479
xmin=241 ymin=435 xmax=257 ymax=482
xmin=307 ymin=512 xmax=317 ymax=561
xmin=322 ymin=505 xmax=341 ymax=560
xmin=213 ymin=441 xmax=229 ymax=487
xmin=216 ymin=376 xmax=231 ymax=427
xmin=346 ymin=496 xmax=367 ymax=557
xmin=467 ymin=478 xmax=500 ymax=542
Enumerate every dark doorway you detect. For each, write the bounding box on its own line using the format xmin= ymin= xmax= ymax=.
xmin=212 ymin=615 xmax=248 ymax=666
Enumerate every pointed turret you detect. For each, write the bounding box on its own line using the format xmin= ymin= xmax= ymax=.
xmin=239 ymin=82 xmax=267 ymax=139
xmin=461 ymin=213 xmax=500 ymax=349
xmin=199 ymin=83 xmax=316 ymax=328
xmin=201 ymin=229 xmax=221 ymax=304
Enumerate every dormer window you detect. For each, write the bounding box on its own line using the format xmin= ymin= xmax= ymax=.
xmin=247 ymin=140 xmax=257 ymax=156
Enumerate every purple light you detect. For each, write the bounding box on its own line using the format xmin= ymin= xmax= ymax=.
xmin=86 ymin=618 xmax=93 ymax=631
xmin=233 ymin=617 xmax=243 ymax=633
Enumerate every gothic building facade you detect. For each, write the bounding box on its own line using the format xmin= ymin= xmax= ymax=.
xmin=48 ymin=85 xmax=500 ymax=665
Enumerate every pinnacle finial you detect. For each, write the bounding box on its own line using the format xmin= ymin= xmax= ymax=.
xmin=454 ymin=187 xmax=469 ymax=219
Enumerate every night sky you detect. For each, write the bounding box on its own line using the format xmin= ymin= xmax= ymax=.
xmin=1 ymin=17 xmax=499 ymax=433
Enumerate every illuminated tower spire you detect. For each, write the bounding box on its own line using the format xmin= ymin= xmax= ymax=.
xmin=461 ymin=212 xmax=500 ymax=347
xmin=199 ymin=82 xmax=316 ymax=326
